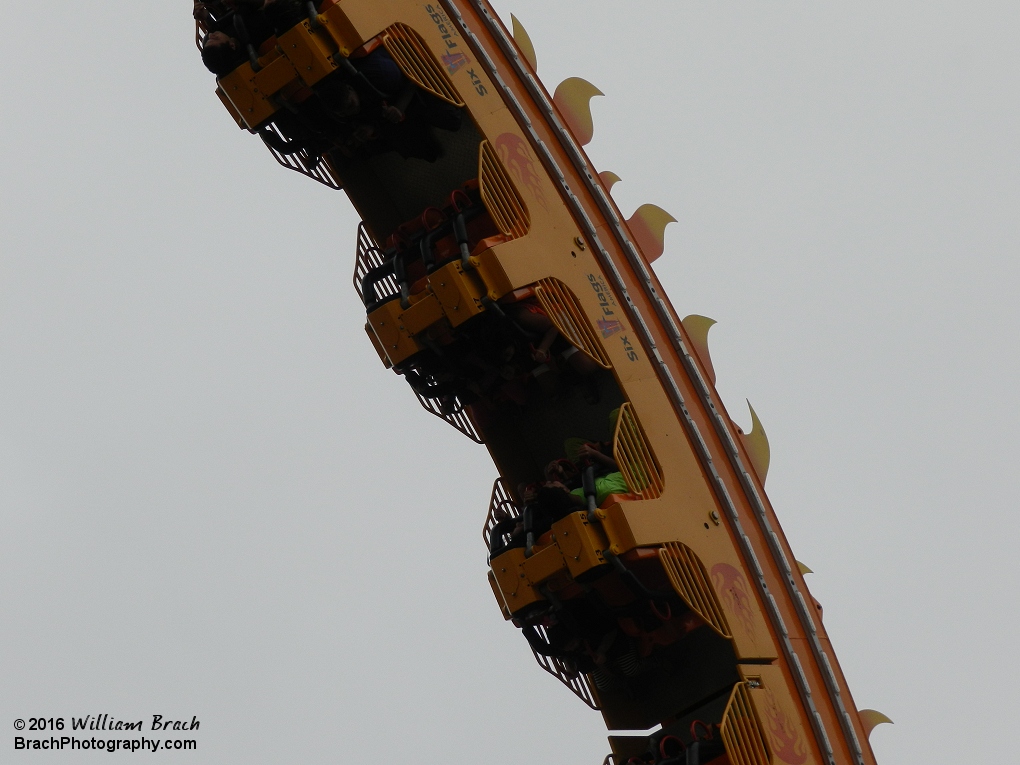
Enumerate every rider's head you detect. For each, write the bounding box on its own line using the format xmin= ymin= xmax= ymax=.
xmin=201 ymin=31 xmax=242 ymax=76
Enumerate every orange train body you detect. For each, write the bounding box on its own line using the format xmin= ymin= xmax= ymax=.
xmin=200 ymin=2 xmax=883 ymax=764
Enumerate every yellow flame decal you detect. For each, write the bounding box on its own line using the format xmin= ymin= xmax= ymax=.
xmin=858 ymin=710 xmax=893 ymax=739
xmin=626 ymin=203 xmax=676 ymax=262
xmin=598 ymin=171 xmax=621 ymax=191
xmin=681 ymin=315 xmax=716 ymax=385
xmin=510 ymin=15 xmax=537 ymax=71
xmin=740 ymin=401 xmax=770 ymax=483
xmin=553 ymin=77 xmax=603 ymax=146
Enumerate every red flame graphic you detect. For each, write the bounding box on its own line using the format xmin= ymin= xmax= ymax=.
xmin=761 ymin=688 xmax=809 ymax=765
xmin=710 ymin=563 xmax=757 ymax=640
xmin=494 ymin=132 xmax=547 ymax=210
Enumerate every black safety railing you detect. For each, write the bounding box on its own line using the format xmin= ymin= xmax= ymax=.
xmin=353 ymin=223 xmax=397 ymax=303
xmin=259 ymin=122 xmax=342 ymax=190
xmin=483 ymin=478 xmax=520 ymax=549
xmin=402 ymin=365 xmax=483 ymax=444
xmin=526 ymin=624 xmax=600 ymax=710
xmin=481 ymin=479 xmax=599 ymax=709
xmin=411 ymin=388 xmax=482 ymax=444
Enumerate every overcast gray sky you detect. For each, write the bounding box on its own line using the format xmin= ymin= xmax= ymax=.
xmin=2 ymin=2 xmax=1017 ymax=763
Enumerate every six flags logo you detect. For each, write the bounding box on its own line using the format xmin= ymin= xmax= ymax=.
xmin=597 ymin=318 xmax=623 ymax=338
xmin=441 ymin=51 xmax=469 ymax=74
xmin=424 ymin=8 xmax=635 ymax=356
xmin=425 ymin=5 xmax=471 ymax=74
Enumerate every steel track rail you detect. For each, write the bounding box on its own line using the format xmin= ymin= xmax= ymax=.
xmin=442 ymin=2 xmax=866 ymax=763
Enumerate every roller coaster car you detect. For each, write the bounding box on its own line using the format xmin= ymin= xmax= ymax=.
xmin=349 ymin=149 xmax=747 ymax=735
xmin=200 ymin=4 xmax=886 ymax=764
xmin=334 ymin=29 xmax=778 ymax=757
xmin=481 ymin=438 xmax=749 ymax=740
xmin=202 ymin=2 xmax=479 ymax=194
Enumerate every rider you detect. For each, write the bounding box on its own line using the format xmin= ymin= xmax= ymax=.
xmin=196 ymin=1 xmax=275 ymax=76
xmin=321 ymin=46 xmax=461 ymax=162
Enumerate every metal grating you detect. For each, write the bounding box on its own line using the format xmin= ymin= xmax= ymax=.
xmin=722 ymin=682 xmax=771 ymax=765
xmin=481 ymin=479 xmax=598 ymax=709
xmin=407 ymin=368 xmax=483 ymax=443
xmin=479 ymin=140 xmax=530 ymax=239
xmin=534 ymin=278 xmax=611 ymax=368
xmin=352 ymin=223 xmax=397 ymax=303
xmin=658 ymin=542 xmax=732 ymax=639
xmin=483 ymin=478 xmax=519 ymax=547
xmin=260 ymin=122 xmax=342 ymax=189
xmin=382 ymin=24 xmax=465 ymax=106
xmin=612 ymin=402 xmax=664 ymax=499
xmin=529 ymin=624 xmax=600 ymax=710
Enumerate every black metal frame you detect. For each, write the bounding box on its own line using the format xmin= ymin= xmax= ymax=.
xmin=361 ymin=202 xmax=486 ymax=311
